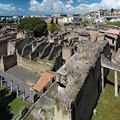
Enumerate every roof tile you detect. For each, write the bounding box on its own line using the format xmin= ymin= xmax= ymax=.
xmin=99 ymin=29 xmax=120 ymax=35
xmin=33 ymin=72 xmax=55 ymax=91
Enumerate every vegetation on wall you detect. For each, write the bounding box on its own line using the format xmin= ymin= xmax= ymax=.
xmin=17 ymin=17 xmax=47 ymax=37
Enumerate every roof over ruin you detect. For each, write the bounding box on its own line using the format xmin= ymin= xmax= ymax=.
xmin=33 ymin=72 xmax=55 ymax=91
xmin=99 ymin=29 xmax=120 ymax=35
xmin=105 ymin=33 xmax=118 ymax=39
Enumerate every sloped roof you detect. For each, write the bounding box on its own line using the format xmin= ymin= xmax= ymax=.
xmin=33 ymin=72 xmax=55 ymax=91
xmin=99 ymin=29 xmax=120 ymax=35
xmin=105 ymin=33 xmax=118 ymax=39
xmin=0 ymin=37 xmax=8 ymax=41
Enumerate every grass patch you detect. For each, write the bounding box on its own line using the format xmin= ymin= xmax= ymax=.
xmin=101 ymin=22 xmax=120 ymax=27
xmin=0 ymin=88 xmax=26 ymax=120
xmin=92 ymin=70 xmax=120 ymax=120
xmin=25 ymin=114 xmax=34 ymax=120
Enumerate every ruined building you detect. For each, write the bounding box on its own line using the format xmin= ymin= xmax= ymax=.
xmin=30 ymin=39 xmax=111 ymax=120
xmin=0 ymin=24 xmax=120 ymax=119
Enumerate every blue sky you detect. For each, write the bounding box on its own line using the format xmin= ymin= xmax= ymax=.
xmin=0 ymin=0 xmax=120 ymax=15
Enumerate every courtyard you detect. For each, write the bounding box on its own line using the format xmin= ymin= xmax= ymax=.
xmin=92 ymin=70 xmax=120 ymax=120
xmin=0 ymin=88 xmax=26 ymax=120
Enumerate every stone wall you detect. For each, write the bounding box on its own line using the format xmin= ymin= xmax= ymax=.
xmin=97 ymin=35 xmax=105 ymax=41
xmin=32 ymin=41 xmax=38 ymax=51
xmin=72 ymin=58 xmax=101 ymax=120
xmin=0 ymin=38 xmax=9 ymax=58
xmin=51 ymin=50 xmax=63 ymax=72
xmin=15 ymin=37 xmax=34 ymax=55
xmin=59 ymin=39 xmax=68 ymax=46
xmin=29 ymin=41 xmax=48 ymax=60
xmin=15 ymin=39 xmax=27 ymax=55
xmin=40 ymin=43 xmax=56 ymax=59
xmin=7 ymin=39 xmax=18 ymax=55
xmin=0 ymin=54 xmax=17 ymax=71
xmin=17 ymin=30 xmax=34 ymax=39
xmin=62 ymin=47 xmax=76 ymax=62
xmin=21 ymin=43 xmax=32 ymax=57
xmin=54 ymin=40 xmax=110 ymax=120
xmin=17 ymin=32 xmax=25 ymax=39
xmin=48 ymin=45 xmax=62 ymax=60
xmin=17 ymin=51 xmax=52 ymax=75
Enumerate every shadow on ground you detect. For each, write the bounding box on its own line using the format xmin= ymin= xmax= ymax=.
xmin=0 ymin=89 xmax=15 ymax=120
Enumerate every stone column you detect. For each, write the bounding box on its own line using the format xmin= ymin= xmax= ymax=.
xmin=30 ymin=87 xmax=34 ymax=103
xmin=104 ymin=35 xmax=105 ymax=40
xmin=16 ymin=84 xmax=19 ymax=98
xmin=1 ymin=77 xmax=2 ymax=88
xmin=23 ymin=90 xmax=25 ymax=102
xmin=115 ymin=70 xmax=118 ymax=97
xmin=101 ymin=67 xmax=104 ymax=90
xmin=5 ymin=81 xmax=7 ymax=91
xmin=11 ymin=80 xmax=13 ymax=93
xmin=114 ymin=39 xmax=117 ymax=53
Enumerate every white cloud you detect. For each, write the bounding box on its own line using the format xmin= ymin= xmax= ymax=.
xmin=29 ymin=0 xmax=120 ymax=14
xmin=18 ymin=8 xmax=24 ymax=11
xmin=66 ymin=0 xmax=73 ymax=5
xmin=0 ymin=3 xmax=16 ymax=11
xmin=29 ymin=0 xmax=65 ymax=13
xmin=77 ymin=0 xmax=87 ymax=3
xmin=77 ymin=0 xmax=81 ymax=2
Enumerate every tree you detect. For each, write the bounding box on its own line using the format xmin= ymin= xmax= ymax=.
xmin=0 ymin=24 xmax=2 ymax=29
xmin=56 ymin=18 xmax=58 ymax=25
xmin=51 ymin=18 xmax=54 ymax=24
xmin=47 ymin=17 xmax=59 ymax=32
xmin=47 ymin=23 xmax=59 ymax=32
xmin=111 ymin=8 xmax=114 ymax=15
xmin=17 ymin=17 xmax=47 ymax=37
xmin=3 ymin=17 xmax=7 ymax=23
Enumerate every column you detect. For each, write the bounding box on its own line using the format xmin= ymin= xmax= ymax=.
xmin=114 ymin=39 xmax=117 ymax=53
xmin=104 ymin=35 xmax=105 ymax=40
xmin=101 ymin=67 xmax=104 ymax=90
xmin=30 ymin=87 xmax=34 ymax=103
xmin=115 ymin=70 xmax=118 ymax=97
xmin=11 ymin=80 xmax=13 ymax=93
xmin=6 ymin=81 xmax=7 ymax=91
xmin=23 ymin=90 xmax=25 ymax=102
xmin=1 ymin=77 xmax=2 ymax=88
xmin=16 ymin=84 xmax=19 ymax=98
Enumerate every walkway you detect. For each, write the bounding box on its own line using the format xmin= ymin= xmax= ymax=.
xmin=0 ymin=65 xmax=40 ymax=102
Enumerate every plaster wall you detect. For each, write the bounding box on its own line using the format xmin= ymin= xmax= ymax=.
xmin=1 ymin=54 xmax=17 ymax=71
xmin=0 ymin=38 xmax=8 ymax=58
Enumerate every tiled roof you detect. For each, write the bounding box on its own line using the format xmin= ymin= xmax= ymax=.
xmin=99 ymin=29 xmax=120 ymax=35
xmin=33 ymin=72 xmax=55 ymax=91
xmin=105 ymin=33 xmax=118 ymax=39
xmin=0 ymin=37 xmax=8 ymax=41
